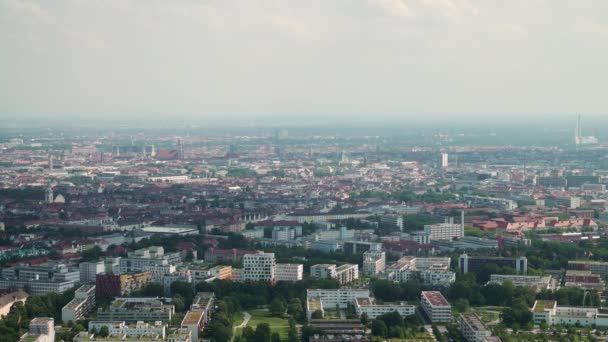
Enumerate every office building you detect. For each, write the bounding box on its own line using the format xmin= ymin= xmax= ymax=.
xmin=343 ymin=241 xmax=382 ymax=255
xmin=62 ymin=284 xmax=96 ymax=322
xmin=421 ymin=291 xmax=451 ymax=323
xmin=306 ymin=289 xmax=370 ymax=319
xmin=568 ymin=260 xmax=608 ymax=279
xmin=80 ymin=261 xmax=105 ymax=283
xmin=275 ymin=263 xmax=303 ymax=282
xmin=354 ymin=297 xmax=415 ymax=319
xmin=424 ymin=223 xmax=464 ymax=241
xmin=243 ymin=251 xmax=276 ymax=282
xmin=362 ymin=251 xmax=386 ymax=275
xmin=97 ymin=297 xmax=175 ymax=323
xmin=380 ymin=215 xmax=404 ymax=231
xmin=19 ymin=317 xmax=55 ymax=342
xmin=459 ymin=253 xmax=527 ymax=274
xmin=488 ymin=274 xmax=552 ymax=291
xmin=0 ymin=262 xmax=79 ymax=295
xmin=532 ymin=300 xmax=608 ymax=327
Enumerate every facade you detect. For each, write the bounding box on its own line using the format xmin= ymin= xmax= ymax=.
xmin=439 ymin=153 xmax=449 ymax=168
xmin=88 ymin=321 xmax=167 ymax=339
xmin=380 ymin=215 xmax=404 ymax=231
xmin=460 ymin=313 xmax=495 ymax=342
xmin=386 ymin=256 xmax=455 ymax=286
xmin=354 ymin=297 xmax=415 ymax=319
xmin=243 ymin=251 xmax=276 ymax=282
xmin=342 ymin=241 xmax=382 ymax=255
xmin=459 ymin=254 xmax=528 ymax=274
xmin=421 ymin=291 xmax=451 ymax=323
xmin=424 ymin=223 xmax=463 ymax=241
xmin=204 ymin=248 xmax=257 ymax=263
xmin=80 ymin=261 xmax=105 ymax=283
xmin=568 ymin=260 xmax=608 ymax=280
xmin=306 ymin=289 xmax=370 ymax=319
xmin=464 ymin=195 xmax=517 ymax=211
xmin=362 ymin=251 xmax=386 ymax=275
xmin=208 ymin=265 xmax=232 ymax=280
xmin=95 ymin=272 xmax=153 ymax=298
xmin=74 ymin=328 xmax=191 ymax=342
xmin=0 ymin=262 xmax=79 ymax=295
xmin=62 ymin=284 xmax=96 ymax=322
xmin=97 ymin=297 xmax=175 ymax=323
xmin=275 ymin=263 xmax=303 ymax=282
xmin=488 ymin=274 xmax=552 ymax=291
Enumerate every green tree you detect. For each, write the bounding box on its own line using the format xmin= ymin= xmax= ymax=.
xmin=371 ymin=320 xmax=388 ymax=337
xmin=271 ymin=332 xmax=281 ymax=342
xmin=269 ymin=298 xmax=286 ymax=317
xmin=99 ymin=326 xmax=109 ymax=337
xmin=254 ymin=323 xmax=272 ymax=342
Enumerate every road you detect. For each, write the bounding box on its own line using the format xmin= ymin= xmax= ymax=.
xmin=231 ymin=311 xmax=251 ymax=342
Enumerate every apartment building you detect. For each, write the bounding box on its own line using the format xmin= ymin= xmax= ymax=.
xmin=488 ymin=274 xmax=552 ymax=291
xmin=275 ymin=263 xmax=303 ymax=282
xmin=386 ymin=256 xmax=455 ymax=286
xmin=62 ymin=284 xmax=96 ymax=322
xmin=88 ymin=321 xmax=167 ymax=339
xmin=423 ymin=223 xmax=463 ymax=241
xmin=310 ymin=264 xmax=359 ymax=285
xmin=97 ymin=297 xmax=175 ymax=323
xmin=568 ymin=260 xmax=608 ymax=279
xmin=95 ymin=272 xmax=153 ymax=298
xmin=421 ymin=291 xmax=451 ymax=323
xmin=459 ymin=254 xmax=527 ymax=274
xmin=181 ymin=293 xmax=215 ymax=342
xmin=0 ymin=262 xmax=79 ymax=295
xmin=460 ymin=314 xmax=495 ymax=342
xmin=362 ymin=251 xmax=386 ymax=275
xmin=74 ymin=328 xmax=192 ymax=342
xmin=353 ymin=297 xmax=415 ymax=319
xmin=243 ymin=251 xmax=276 ymax=282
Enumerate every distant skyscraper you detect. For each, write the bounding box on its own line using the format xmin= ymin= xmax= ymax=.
xmin=439 ymin=153 xmax=449 ymax=168
xmin=177 ymin=138 xmax=184 ymax=160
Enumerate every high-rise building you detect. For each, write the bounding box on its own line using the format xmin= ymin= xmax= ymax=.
xmin=62 ymin=284 xmax=96 ymax=322
xmin=439 ymin=153 xmax=449 ymax=168
xmin=275 ymin=264 xmax=303 ymax=282
xmin=80 ymin=261 xmax=104 ymax=283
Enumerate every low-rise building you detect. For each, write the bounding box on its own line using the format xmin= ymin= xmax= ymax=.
xmin=362 ymin=251 xmax=385 ymax=275
xmin=96 ymin=297 xmax=175 ymax=323
xmin=353 ymin=297 xmax=415 ymax=319
xmin=19 ymin=317 xmax=55 ymax=342
xmin=310 ymin=264 xmax=358 ymax=285
xmin=96 ymin=272 xmax=153 ymax=298
xmin=460 ymin=313 xmax=496 ymax=342
xmin=88 ymin=321 xmax=167 ymax=338
xmin=421 ymin=291 xmax=451 ymax=323
xmin=532 ymin=300 xmax=608 ymax=327
xmin=80 ymin=261 xmax=105 ymax=283
xmin=275 ymin=263 xmax=303 ymax=282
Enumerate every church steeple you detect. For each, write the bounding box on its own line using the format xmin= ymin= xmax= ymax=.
xmin=45 ymin=180 xmax=54 ymax=203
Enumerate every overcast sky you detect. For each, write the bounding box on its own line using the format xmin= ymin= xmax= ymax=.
xmin=1 ymin=0 xmax=608 ymax=122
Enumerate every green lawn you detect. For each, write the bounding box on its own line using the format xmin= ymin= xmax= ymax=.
xmin=235 ymin=310 xmax=290 ymax=339
xmin=233 ymin=311 xmax=245 ymax=327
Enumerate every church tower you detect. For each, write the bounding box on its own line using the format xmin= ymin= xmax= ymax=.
xmin=45 ymin=181 xmax=54 ymax=203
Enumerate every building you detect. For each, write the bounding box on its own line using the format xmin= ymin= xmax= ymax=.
xmin=342 ymin=241 xmax=382 ymax=255
xmin=208 ymin=265 xmax=232 ymax=281
xmin=362 ymin=251 xmax=385 ymax=275
xmin=19 ymin=317 xmax=55 ymax=342
xmin=119 ymin=246 xmax=181 ymax=274
xmin=96 ymin=272 xmax=153 ymax=298
xmin=439 ymin=153 xmax=449 ymax=168
xmin=532 ymin=300 xmax=608 ymax=327
xmin=460 ymin=313 xmax=496 ymax=342
xmin=242 ymin=251 xmax=276 ymax=282
xmin=275 ymin=263 xmax=303 ymax=282
xmin=306 ymin=289 xmax=371 ymax=319
xmin=62 ymin=284 xmax=96 ymax=322
xmin=162 ymin=270 xmax=192 ymax=296
xmin=421 ymin=291 xmax=451 ymax=323
xmin=433 ymin=236 xmax=498 ymax=252
xmin=181 ymin=293 xmax=215 ymax=342
xmin=568 ymin=260 xmax=608 ymax=280
xmin=459 ymin=253 xmax=527 ymax=274
xmin=424 ymin=223 xmax=464 ymax=241
xmin=0 ymin=262 xmax=79 ymax=295
xmin=488 ymin=274 xmax=552 ymax=291
xmin=564 ymin=270 xmax=603 ymax=290
xmin=88 ymin=321 xmax=167 ymax=339
xmin=380 ymin=215 xmax=404 ymax=231
xmin=73 ymin=328 xmax=192 ymax=342
xmin=353 ymin=297 xmax=415 ymax=319
xmin=310 ymin=264 xmax=359 ymax=285
xmin=204 ymin=248 xmax=257 ymax=263
xmin=464 ymin=195 xmax=517 ymax=211
xmin=386 ymin=256 xmax=455 ymax=286
xmin=80 ymin=261 xmax=105 ymax=283
xmin=567 ymin=175 xmax=600 ymax=188
xmin=97 ymin=297 xmax=175 ymax=323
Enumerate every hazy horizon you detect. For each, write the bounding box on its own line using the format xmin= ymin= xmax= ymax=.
xmin=2 ymin=0 xmax=608 ymax=121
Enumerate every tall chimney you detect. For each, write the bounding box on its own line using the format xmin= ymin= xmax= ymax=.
xmin=461 ymin=210 xmax=465 ymax=237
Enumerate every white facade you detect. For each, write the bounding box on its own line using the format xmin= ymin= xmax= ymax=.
xmin=22 ymin=318 xmax=55 ymax=342
xmin=424 ymin=223 xmax=463 ymax=241
xmin=275 ymin=264 xmax=303 ymax=282
xmin=421 ymin=291 xmax=451 ymax=323
xmin=243 ymin=251 xmax=276 ymax=282
xmin=119 ymin=246 xmax=181 ymax=274
xmin=310 ymin=264 xmax=337 ymax=279
xmin=387 ymin=257 xmax=455 ymax=286
xmin=460 ymin=314 xmax=493 ymax=342
xmin=88 ymin=321 xmax=167 ymax=339
xmin=354 ymin=298 xmax=415 ymax=319
xmin=362 ymin=251 xmax=386 ymax=275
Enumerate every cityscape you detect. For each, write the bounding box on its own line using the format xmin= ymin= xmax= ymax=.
xmin=2 ymin=1 xmax=608 ymax=342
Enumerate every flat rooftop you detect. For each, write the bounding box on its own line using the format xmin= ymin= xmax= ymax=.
xmin=422 ymin=291 xmax=449 ymax=307
xmin=533 ymin=300 xmax=556 ymax=313
xmin=141 ymin=226 xmax=197 ymax=234
xmin=181 ymin=310 xmax=203 ymax=326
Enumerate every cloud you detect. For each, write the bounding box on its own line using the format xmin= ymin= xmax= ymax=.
xmin=371 ymin=0 xmax=412 ymax=17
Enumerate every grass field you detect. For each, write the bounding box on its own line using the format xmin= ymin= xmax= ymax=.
xmin=235 ymin=310 xmax=290 ymax=339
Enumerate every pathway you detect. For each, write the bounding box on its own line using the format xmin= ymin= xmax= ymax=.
xmin=231 ymin=311 xmax=251 ymax=342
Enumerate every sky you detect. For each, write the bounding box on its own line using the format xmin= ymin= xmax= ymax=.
xmin=1 ymin=0 xmax=608 ymax=123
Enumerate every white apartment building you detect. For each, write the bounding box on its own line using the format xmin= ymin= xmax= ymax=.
xmin=421 ymin=291 xmax=451 ymax=323
xmin=275 ymin=264 xmax=303 ymax=282
xmin=460 ymin=314 xmax=494 ymax=342
xmin=532 ymin=300 xmax=608 ymax=327
xmin=354 ymin=297 xmax=415 ymax=319
xmin=62 ymin=284 xmax=96 ymax=322
xmin=243 ymin=251 xmax=276 ymax=282
xmin=143 ymin=264 xmax=177 ymax=283
xmin=80 ymin=261 xmax=105 ymax=283
xmin=88 ymin=321 xmax=167 ymax=339
xmin=424 ymin=223 xmax=464 ymax=241
xmin=310 ymin=264 xmax=358 ymax=285
xmin=488 ymin=274 xmax=552 ymax=291
xmin=362 ymin=251 xmax=386 ymax=275
xmin=272 ymin=227 xmax=297 ymax=241
xmin=387 ymin=256 xmax=455 ymax=286
xmin=20 ymin=317 xmax=55 ymax=342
